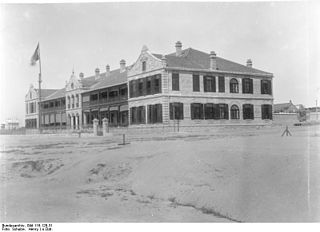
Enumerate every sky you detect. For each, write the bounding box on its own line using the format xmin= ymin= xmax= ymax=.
xmin=1 ymin=1 xmax=320 ymax=125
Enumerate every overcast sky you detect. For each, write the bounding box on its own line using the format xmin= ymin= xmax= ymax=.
xmin=1 ymin=1 xmax=320 ymax=125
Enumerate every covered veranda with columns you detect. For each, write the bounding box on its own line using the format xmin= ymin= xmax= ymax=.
xmin=67 ymin=112 xmax=81 ymax=130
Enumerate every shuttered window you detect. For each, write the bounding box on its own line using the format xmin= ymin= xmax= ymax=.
xmin=191 ymin=103 xmax=204 ymax=120
xmin=147 ymin=104 xmax=163 ymax=124
xmin=243 ymin=104 xmax=254 ymax=119
xmin=261 ymin=104 xmax=273 ymax=119
xmin=242 ymin=78 xmax=253 ymax=94
xmin=204 ymin=103 xmax=214 ymax=119
xmin=203 ymin=76 xmax=216 ymax=92
xmin=170 ymin=102 xmax=184 ymax=120
xmin=172 ymin=73 xmax=180 ymax=91
xmin=261 ymin=80 xmax=272 ymax=95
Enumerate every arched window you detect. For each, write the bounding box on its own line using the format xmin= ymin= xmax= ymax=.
xmin=230 ymin=105 xmax=240 ymax=119
xmin=230 ymin=78 xmax=239 ymax=93
xmin=71 ymin=95 xmax=75 ymax=108
xmin=67 ymin=96 xmax=71 ymax=109
xmin=75 ymin=94 xmax=79 ymax=107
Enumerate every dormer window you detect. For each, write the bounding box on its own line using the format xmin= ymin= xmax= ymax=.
xmin=71 ymin=83 xmax=74 ymax=89
xmin=142 ymin=61 xmax=146 ymax=72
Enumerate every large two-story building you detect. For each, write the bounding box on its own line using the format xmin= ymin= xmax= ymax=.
xmin=25 ymin=41 xmax=273 ymax=131
xmin=127 ymin=42 xmax=273 ymax=128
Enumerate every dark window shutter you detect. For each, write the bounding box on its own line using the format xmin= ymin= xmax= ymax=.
xmin=268 ymin=80 xmax=272 ymax=95
xmin=191 ymin=103 xmax=194 ymax=120
xmin=170 ymin=103 xmax=173 ymax=120
xmin=242 ymin=79 xmax=245 ymax=93
xmin=200 ymin=103 xmax=204 ymax=119
xmin=157 ymin=104 xmax=162 ymax=123
xmin=180 ymin=103 xmax=184 ymax=120
xmin=193 ymin=74 xmax=200 ymax=92
xmin=219 ymin=76 xmax=225 ymax=92
xmin=147 ymin=105 xmax=152 ymax=124
xmin=172 ymin=73 xmax=180 ymax=91
xmin=250 ymin=79 xmax=253 ymax=93
xmin=151 ymin=76 xmax=155 ymax=95
xmin=212 ymin=76 xmax=216 ymax=92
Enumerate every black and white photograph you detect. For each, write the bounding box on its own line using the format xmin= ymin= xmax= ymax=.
xmin=0 ymin=0 xmax=320 ymax=227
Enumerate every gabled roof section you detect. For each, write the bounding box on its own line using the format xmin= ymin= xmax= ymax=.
xmin=89 ymin=66 xmax=131 ymax=91
xmin=80 ymin=75 xmax=99 ymax=88
xmin=35 ymin=88 xmax=59 ymax=98
xmin=274 ymin=102 xmax=298 ymax=112
xmin=44 ymin=88 xmax=66 ymax=101
xmin=163 ymin=48 xmax=272 ymax=75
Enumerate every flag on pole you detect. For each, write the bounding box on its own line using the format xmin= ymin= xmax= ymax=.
xmin=30 ymin=43 xmax=40 ymax=66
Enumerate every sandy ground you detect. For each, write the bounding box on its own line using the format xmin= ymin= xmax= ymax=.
xmin=0 ymin=125 xmax=319 ymax=222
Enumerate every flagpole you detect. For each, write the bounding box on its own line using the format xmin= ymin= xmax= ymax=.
xmin=38 ymin=43 xmax=42 ymax=133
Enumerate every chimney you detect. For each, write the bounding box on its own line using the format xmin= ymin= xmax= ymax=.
xmin=79 ymin=72 xmax=84 ymax=80
xmin=246 ymin=59 xmax=252 ymax=67
xmin=210 ymin=51 xmax=217 ymax=70
xmin=120 ymin=59 xmax=126 ymax=73
xmin=106 ymin=65 xmax=110 ymax=76
xmin=95 ymin=68 xmax=100 ymax=80
xmin=175 ymin=41 xmax=182 ymax=56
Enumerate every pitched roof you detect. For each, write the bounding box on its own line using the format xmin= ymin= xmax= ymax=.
xmin=80 ymin=76 xmax=100 ymax=88
xmin=89 ymin=67 xmax=130 ymax=91
xmin=34 ymin=88 xmax=59 ymax=98
xmin=44 ymin=88 xmax=66 ymax=101
xmin=155 ymin=48 xmax=272 ymax=75
xmin=274 ymin=102 xmax=298 ymax=112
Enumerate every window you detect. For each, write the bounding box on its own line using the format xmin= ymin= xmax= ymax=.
xmin=191 ymin=103 xmax=204 ymax=120
xmin=261 ymin=104 xmax=273 ymax=120
xmin=138 ymin=79 xmax=144 ymax=96
xmin=130 ymin=106 xmax=146 ymax=124
xmin=172 ymin=73 xmax=180 ymax=91
xmin=218 ymin=104 xmax=229 ymax=119
xmin=242 ymin=78 xmax=253 ymax=94
xmin=243 ymin=104 xmax=254 ymax=119
xmin=218 ymin=76 xmax=225 ymax=92
xmin=130 ymin=107 xmax=137 ymax=124
xmin=261 ymin=80 xmax=272 ymax=95
xmin=137 ymin=106 xmax=145 ymax=124
xmin=55 ymin=101 xmax=60 ymax=107
xmin=146 ymin=77 xmax=152 ymax=95
xmin=230 ymin=105 xmax=240 ymax=119
xmin=120 ymin=88 xmax=127 ymax=98
xmin=129 ymin=80 xmax=134 ymax=98
xmin=204 ymin=76 xmax=216 ymax=92
xmin=154 ymin=75 xmax=161 ymax=94
xmin=26 ymin=103 xmax=28 ymax=114
xmin=193 ymin=74 xmax=200 ymax=92
xmin=204 ymin=103 xmax=214 ymax=119
xmin=100 ymin=91 xmax=108 ymax=101
xmin=230 ymin=78 xmax=239 ymax=93
xmin=142 ymin=61 xmax=146 ymax=72
xmin=170 ymin=102 xmax=184 ymax=120
xmin=71 ymin=83 xmax=74 ymax=89
xmin=90 ymin=94 xmax=98 ymax=101
xmin=147 ymin=104 xmax=162 ymax=124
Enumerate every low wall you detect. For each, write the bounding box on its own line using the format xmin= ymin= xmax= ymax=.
xmin=273 ymin=113 xmax=299 ymax=126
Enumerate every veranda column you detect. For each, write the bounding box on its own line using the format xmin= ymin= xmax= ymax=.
xmin=75 ymin=115 xmax=79 ymax=130
xmin=70 ymin=115 xmax=74 ymax=130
